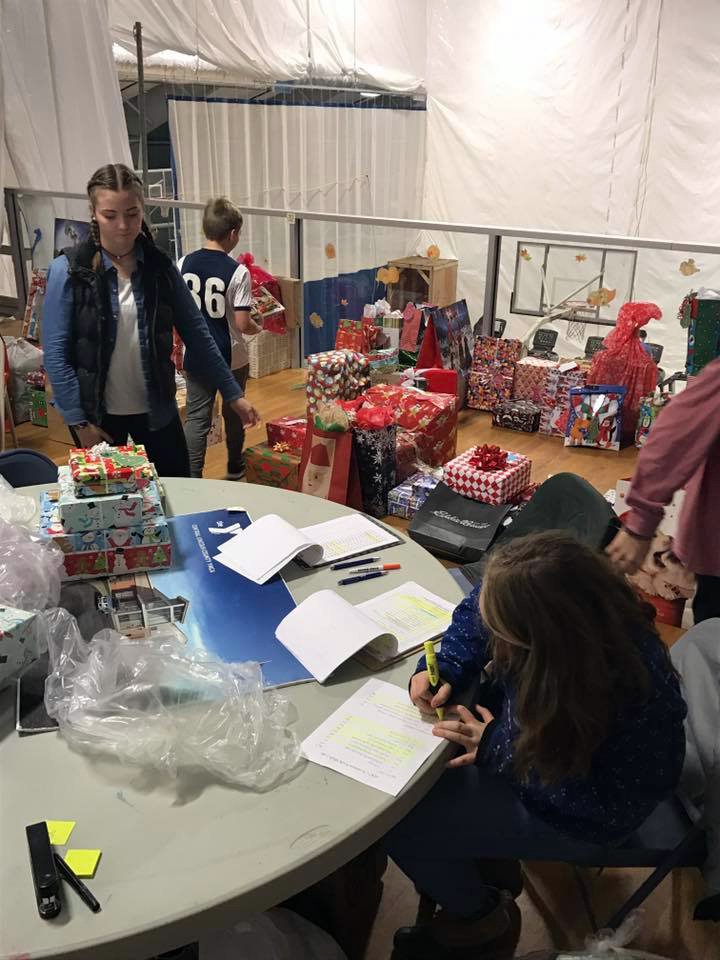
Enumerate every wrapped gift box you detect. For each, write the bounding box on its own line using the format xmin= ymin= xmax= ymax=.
xmin=538 ymin=363 xmax=587 ymax=436
xmin=492 ymin=399 xmax=541 ymax=433
xmin=396 ymin=433 xmax=419 ymax=481
xmin=409 ymin=470 xmax=443 ymax=498
xmin=564 ymin=385 xmax=626 ymax=451
xmin=306 ymin=350 xmax=370 ymax=413
xmin=364 ymin=385 xmax=458 ymax=467
xmin=444 ymin=447 xmax=532 ymax=505
xmin=251 ymin=285 xmax=286 ymax=333
xmin=387 ymin=479 xmax=431 ymax=520
xmin=55 ymin=465 xmax=144 ymax=531
xmin=512 ymin=357 xmax=558 ymax=404
xmin=69 ymin=444 xmax=154 ymax=496
xmin=0 ymin=606 xmax=40 ymax=691
xmin=335 ymin=318 xmax=364 ymax=352
xmin=266 ymin=415 xmax=308 ymax=456
xmin=245 ymin=442 xmax=300 ymax=490
xmin=469 ymin=337 xmax=522 ymax=410
xmin=635 ymin=393 xmax=668 ymax=448
xmin=60 ymin=541 xmax=172 ymax=581
xmin=682 ymin=292 xmax=720 ymax=375
xmin=40 ymin=494 xmax=169 ymax=554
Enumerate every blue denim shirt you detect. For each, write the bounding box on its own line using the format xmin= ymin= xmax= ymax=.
xmin=43 ymin=242 xmax=243 ymax=429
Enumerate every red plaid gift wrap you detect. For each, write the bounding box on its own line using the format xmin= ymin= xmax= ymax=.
xmin=444 ymin=446 xmax=532 ymax=505
xmin=512 ymin=357 xmax=558 ymax=404
xmin=364 ymin=385 xmax=458 ymax=468
xmin=538 ymin=363 xmax=587 ymax=436
xmin=266 ymin=415 xmax=308 ymax=455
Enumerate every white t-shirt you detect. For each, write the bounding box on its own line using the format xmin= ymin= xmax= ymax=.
xmin=104 ymin=275 xmax=150 ymax=415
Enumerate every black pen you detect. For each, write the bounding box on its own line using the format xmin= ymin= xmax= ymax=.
xmin=330 ymin=556 xmax=380 ymax=570
xmin=338 ymin=571 xmax=389 ymax=586
xmin=54 ymin=854 xmax=101 ymax=913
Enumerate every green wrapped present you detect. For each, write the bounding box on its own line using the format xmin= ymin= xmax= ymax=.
xmin=398 ymin=349 xmax=420 ymax=370
xmin=245 ymin=442 xmax=300 ymax=491
xmin=681 ymin=291 xmax=720 ymax=375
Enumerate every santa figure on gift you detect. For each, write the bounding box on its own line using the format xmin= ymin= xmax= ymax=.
xmin=303 ymin=442 xmax=332 ymax=498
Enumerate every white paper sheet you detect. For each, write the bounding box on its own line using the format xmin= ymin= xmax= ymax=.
xmin=299 ymin=515 xmax=399 ymax=565
xmin=357 ymin=582 xmax=455 ymax=662
xmin=214 ymin=513 xmax=322 ymax=584
xmin=301 ymin=678 xmax=441 ymax=795
xmin=275 ymin=590 xmax=393 ymax=682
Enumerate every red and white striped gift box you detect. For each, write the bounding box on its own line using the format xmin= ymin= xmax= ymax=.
xmin=444 ymin=448 xmax=532 ymax=505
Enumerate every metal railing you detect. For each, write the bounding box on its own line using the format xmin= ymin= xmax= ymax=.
xmin=6 ymin=184 xmax=720 ymax=352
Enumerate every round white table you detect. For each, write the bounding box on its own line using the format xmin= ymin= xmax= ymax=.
xmin=0 ymin=479 xmax=463 ymax=960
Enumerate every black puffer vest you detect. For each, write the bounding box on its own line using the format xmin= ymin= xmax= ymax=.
xmin=63 ymin=236 xmax=177 ymax=424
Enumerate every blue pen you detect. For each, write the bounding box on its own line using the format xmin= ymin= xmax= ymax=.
xmin=330 ymin=556 xmax=380 ymax=571
xmin=337 ymin=571 xmax=389 ymax=586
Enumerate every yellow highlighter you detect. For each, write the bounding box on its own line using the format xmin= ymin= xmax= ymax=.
xmin=423 ymin=640 xmax=445 ymax=721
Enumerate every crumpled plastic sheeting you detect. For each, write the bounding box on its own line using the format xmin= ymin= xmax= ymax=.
xmin=0 ymin=516 xmax=63 ymax=611
xmin=0 ymin=474 xmax=39 ymax=527
xmin=43 ymin=608 xmax=302 ymax=790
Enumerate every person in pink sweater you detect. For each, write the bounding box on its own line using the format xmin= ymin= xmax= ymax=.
xmin=607 ymin=356 xmax=720 ymax=622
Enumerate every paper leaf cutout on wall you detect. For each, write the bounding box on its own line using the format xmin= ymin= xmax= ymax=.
xmin=520 ymin=248 xmax=532 ymax=261
xmin=426 ymin=244 xmax=440 ymax=259
xmin=575 ymin=254 xmax=587 ymax=262
xmin=376 ymin=266 xmax=400 ymax=284
xmin=325 ymin=243 xmax=336 ymax=259
xmin=309 ymin=312 xmax=324 ymax=328
xmin=586 ymin=287 xmax=617 ymax=307
xmin=679 ymin=258 xmax=700 ymax=276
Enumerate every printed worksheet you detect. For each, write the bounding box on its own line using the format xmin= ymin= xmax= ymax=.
xmin=301 ymin=678 xmax=442 ymax=795
xmin=299 ymin=514 xmax=399 ymax=564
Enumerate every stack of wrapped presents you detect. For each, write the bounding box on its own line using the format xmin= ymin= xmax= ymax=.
xmin=38 ymin=444 xmax=171 ymax=580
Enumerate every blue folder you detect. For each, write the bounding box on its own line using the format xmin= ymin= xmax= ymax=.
xmin=149 ymin=509 xmax=313 ymax=687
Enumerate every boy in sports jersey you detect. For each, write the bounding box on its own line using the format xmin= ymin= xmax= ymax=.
xmin=178 ymin=198 xmax=262 ymax=478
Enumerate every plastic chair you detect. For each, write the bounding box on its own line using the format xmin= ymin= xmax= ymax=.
xmin=646 ymin=342 xmax=664 ymax=364
xmin=527 ymin=327 xmax=558 ymax=360
xmin=0 ymin=448 xmax=58 ymax=487
xmin=584 ymin=335 xmax=605 ymax=359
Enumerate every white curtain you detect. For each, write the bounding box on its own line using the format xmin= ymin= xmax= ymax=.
xmin=1 ymin=0 xmax=131 ymax=272
xmin=422 ymin=0 xmax=720 ymax=372
xmin=168 ymin=98 xmax=426 ymax=282
xmin=110 ymin=0 xmax=426 ymax=92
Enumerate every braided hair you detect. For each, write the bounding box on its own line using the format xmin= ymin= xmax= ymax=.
xmin=87 ymin=163 xmax=153 ymax=270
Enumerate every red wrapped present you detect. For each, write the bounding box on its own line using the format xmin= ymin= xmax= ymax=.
xmin=266 ymin=415 xmax=308 ymax=455
xmin=335 ymin=318 xmax=365 ymax=352
xmin=444 ymin=445 xmax=532 ymax=505
xmin=364 ymin=385 xmax=458 ymax=467
xmin=306 ymin=350 xmax=370 ymax=414
xmin=512 ymin=357 xmax=558 ymax=404
xmin=468 ymin=337 xmax=522 ymax=411
xmin=396 ymin=433 xmax=418 ymax=481
xmin=69 ymin=443 xmax=154 ymax=495
xmin=538 ymin=363 xmax=587 ymax=436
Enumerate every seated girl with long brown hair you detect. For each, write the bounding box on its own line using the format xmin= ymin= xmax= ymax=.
xmin=385 ymin=532 xmax=686 ymax=960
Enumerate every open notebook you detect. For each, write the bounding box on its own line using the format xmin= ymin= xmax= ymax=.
xmin=275 ymin=581 xmax=455 ymax=682
xmin=214 ymin=513 xmax=401 ymax=585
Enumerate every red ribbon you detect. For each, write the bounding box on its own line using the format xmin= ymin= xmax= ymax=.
xmin=467 ymin=443 xmax=508 ymax=471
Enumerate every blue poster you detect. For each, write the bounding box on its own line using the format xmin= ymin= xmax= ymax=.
xmin=148 ymin=510 xmax=313 ymax=688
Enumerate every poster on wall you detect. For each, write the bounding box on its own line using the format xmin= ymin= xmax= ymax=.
xmin=54 ymin=218 xmax=91 ymax=257
xmin=418 ymin=299 xmax=474 ymax=373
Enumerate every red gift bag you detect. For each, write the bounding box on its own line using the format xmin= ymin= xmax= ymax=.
xmin=298 ymin=418 xmax=363 ymax=509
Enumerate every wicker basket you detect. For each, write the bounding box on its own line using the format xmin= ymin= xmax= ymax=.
xmin=244 ymin=331 xmax=292 ymax=378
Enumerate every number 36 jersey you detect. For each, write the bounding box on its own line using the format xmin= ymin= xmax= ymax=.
xmin=178 ymin=249 xmax=252 ymax=371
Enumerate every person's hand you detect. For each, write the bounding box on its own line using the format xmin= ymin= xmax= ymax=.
xmin=74 ymin=423 xmax=113 ymax=448
xmin=229 ymin=397 xmax=261 ymax=427
xmin=606 ymin=529 xmax=651 ymax=575
xmin=433 ymin=704 xmax=495 ymax=768
xmin=409 ymin=670 xmax=452 ymax=716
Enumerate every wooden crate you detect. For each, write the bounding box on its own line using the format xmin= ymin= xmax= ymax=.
xmin=244 ymin=330 xmax=292 ymax=378
xmin=385 ymin=256 xmax=458 ymax=310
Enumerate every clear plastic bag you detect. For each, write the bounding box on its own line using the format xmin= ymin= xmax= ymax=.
xmin=517 ymin=912 xmax=674 ymax=959
xmin=200 ymin=907 xmax=347 ymax=959
xmin=0 ymin=516 xmax=63 ymax=610
xmin=43 ymin=609 xmax=301 ymax=789
xmin=0 ymin=474 xmax=39 ymax=527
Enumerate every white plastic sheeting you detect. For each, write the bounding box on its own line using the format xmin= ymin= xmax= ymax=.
xmin=0 ymin=0 xmax=132 ymax=272
xmin=110 ymin=0 xmax=426 ymax=92
xmin=168 ymin=98 xmax=426 ymax=282
xmin=422 ymin=0 xmax=720 ymax=371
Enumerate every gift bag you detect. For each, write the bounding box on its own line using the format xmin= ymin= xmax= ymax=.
xmin=417 ymin=300 xmax=473 ymax=375
xmin=564 ymin=385 xmax=626 ymax=451
xmin=400 ymin=303 xmax=424 ymax=351
xmin=588 ymin=302 xmax=660 ymax=439
xmin=298 ymin=407 xmax=363 ymax=509
xmin=351 ymin=406 xmax=397 ymax=518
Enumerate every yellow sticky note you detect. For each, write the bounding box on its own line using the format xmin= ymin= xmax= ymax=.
xmin=46 ymin=820 xmax=76 ymax=845
xmin=65 ymin=849 xmax=102 ymax=878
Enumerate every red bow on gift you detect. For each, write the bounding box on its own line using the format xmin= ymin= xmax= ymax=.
xmin=468 ymin=444 xmax=508 ymax=471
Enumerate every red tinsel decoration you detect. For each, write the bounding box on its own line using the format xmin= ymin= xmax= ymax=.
xmin=468 ymin=443 xmax=508 ymax=471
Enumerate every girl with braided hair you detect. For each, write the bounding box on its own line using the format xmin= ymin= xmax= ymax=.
xmin=43 ymin=163 xmax=259 ymax=476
